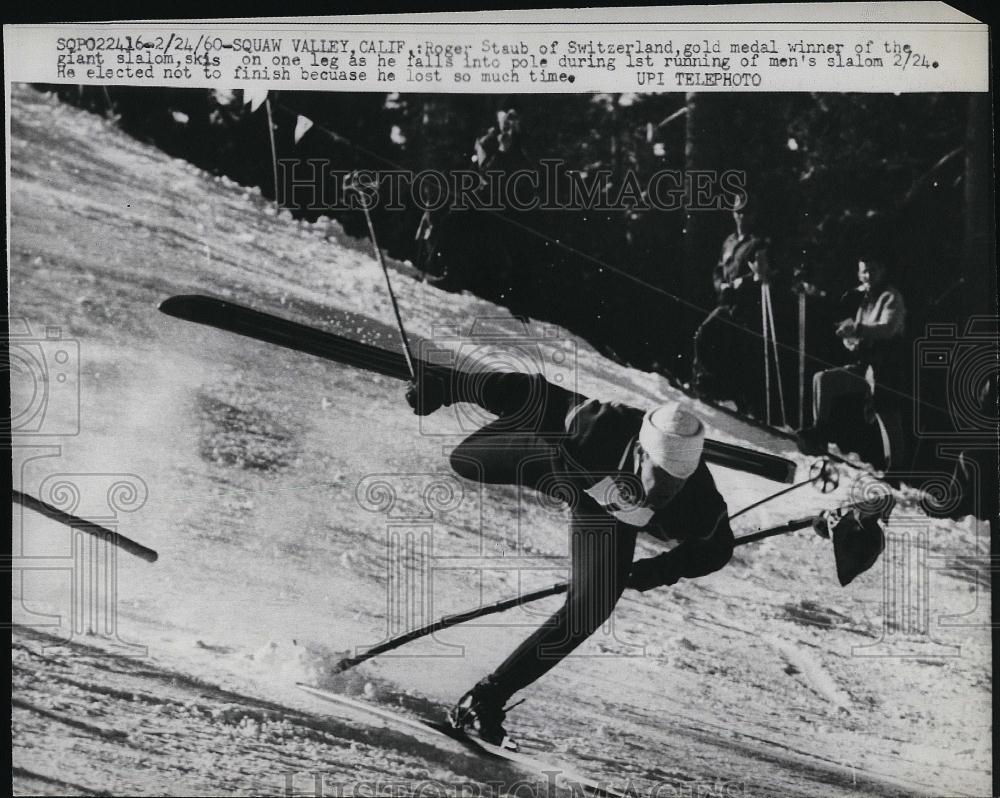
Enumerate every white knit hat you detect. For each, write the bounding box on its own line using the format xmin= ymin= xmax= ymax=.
xmin=639 ymin=403 xmax=705 ymax=479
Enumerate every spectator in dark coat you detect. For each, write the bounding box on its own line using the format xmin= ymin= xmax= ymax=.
xmin=693 ymin=195 xmax=771 ymax=413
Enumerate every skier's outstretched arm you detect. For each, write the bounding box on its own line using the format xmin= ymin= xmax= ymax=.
xmin=407 ymin=369 xmax=587 ymax=442
xmin=626 ymin=519 xmax=735 ymax=591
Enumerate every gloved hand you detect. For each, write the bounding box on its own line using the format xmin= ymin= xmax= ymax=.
xmin=627 ymin=555 xmax=677 ymax=593
xmin=405 ymin=372 xmax=450 ymax=416
xmin=835 ymin=318 xmax=858 ymax=338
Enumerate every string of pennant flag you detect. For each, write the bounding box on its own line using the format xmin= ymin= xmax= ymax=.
xmin=236 ymin=87 xmax=750 ymax=335
xmin=241 ymin=88 xmax=405 ymax=185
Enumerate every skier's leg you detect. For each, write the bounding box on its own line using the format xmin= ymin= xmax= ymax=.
xmin=447 ymin=369 xmax=577 ymax=490
xmin=449 ymin=518 xmax=636 ymax=745
xmin=449 ymin=419 xmax=556 ymax=491
xmin=485 ymin=518 xmax=638 ymax=704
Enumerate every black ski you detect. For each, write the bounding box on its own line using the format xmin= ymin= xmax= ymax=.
xmin=159 ymin=294 xmax=438 ymax=380
xmin=159 ymin=294 xmax=797 ymax=483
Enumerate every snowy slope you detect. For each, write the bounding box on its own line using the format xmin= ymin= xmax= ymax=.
xmin=9 ymin=85 xmax=992 ymax=797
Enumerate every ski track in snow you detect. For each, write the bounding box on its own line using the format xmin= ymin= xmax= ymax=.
xmin=9 ymin=85 xmax=993 ymax=797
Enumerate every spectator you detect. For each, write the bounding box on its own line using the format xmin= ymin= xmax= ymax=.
xmin=413 ymin=180 xmax=446 ymax=278
xmin=418 ymin=109 xmax=526 ymax=293
xmin=692 ymin=195 xmax=771 ymax=413
xmin=473 ymin=109 xmax=528 ymax=174
xmin=796 ymin=255 xmax=906 ymax=468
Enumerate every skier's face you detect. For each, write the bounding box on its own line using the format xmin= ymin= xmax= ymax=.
xmin=637 ymin=448 xmax=686 ymax=508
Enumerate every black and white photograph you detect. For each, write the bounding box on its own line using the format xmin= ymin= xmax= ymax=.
xmin=7 ymin=6 xmax=996 ymax=797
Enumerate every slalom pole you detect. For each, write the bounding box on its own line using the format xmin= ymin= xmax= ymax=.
xmin=353 ymin=181 xmax=417 ymax=379
xmin=764 ymin=284 xmax=787 ymax=427
xmin=328 ymin=476 xmax=837 ymax=674
xmin=798 ymin=290 xmax=806 ymax=429
xmin=264 ymin=97 xmax=280 ymax=214
xmin=13 ymin=489 xmax=158 ymax=563
xmin=761 ymin=283 xmax=772 ymax=425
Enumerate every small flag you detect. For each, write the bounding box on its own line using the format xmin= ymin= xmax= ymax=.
xmin=243 ymin=88 xmax=269 ymax=113
xmin=293 ymin=115 xmax=314 ymax=144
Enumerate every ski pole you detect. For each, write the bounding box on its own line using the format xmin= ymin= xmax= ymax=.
xmin=329 ymin=502 xmax=831 ymax=674
xmin=727 ymin=477 xmax=817 ymax=523
xmin=727 ymin=457 xmax=838 ymax=523
xmin=13 ymin=489 xmax=159 ymax=563
xmin=330 ymin=582 xmax=569 ymax=674
xmin=730 ymin=513 xmax=817 ymax=545
xmin=349 ymin=175 xmax=417 ymax=379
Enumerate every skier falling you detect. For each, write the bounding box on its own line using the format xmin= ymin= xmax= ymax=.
xmin=406 ymin=369 xmax=736 ymax=750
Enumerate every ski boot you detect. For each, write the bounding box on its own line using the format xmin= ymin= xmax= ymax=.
xmin=448 ymin=676 xmax=518 ymax=751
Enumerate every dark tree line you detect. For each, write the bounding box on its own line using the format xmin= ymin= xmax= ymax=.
xmin=41 ymin=84 xmax=992 ymax=430
xmin=31 ymin=84 xmax=998 ymax=517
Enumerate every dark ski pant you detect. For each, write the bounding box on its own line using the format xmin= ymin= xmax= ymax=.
xmin=692 ymin=304 xmax=763 ymax=413
xmin=812 ymin=363 xmax=908 ymax=468
xmin=449 ymin=417 xmax=637 ymax=704
xmin=812 ymin=363 xmax=872 ymax=429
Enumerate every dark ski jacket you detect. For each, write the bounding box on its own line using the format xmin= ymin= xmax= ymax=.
xmin=713 ymin=231 xmax=769 ymax=308
xmin=464 ymin=371 xmax=735 ymax=591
